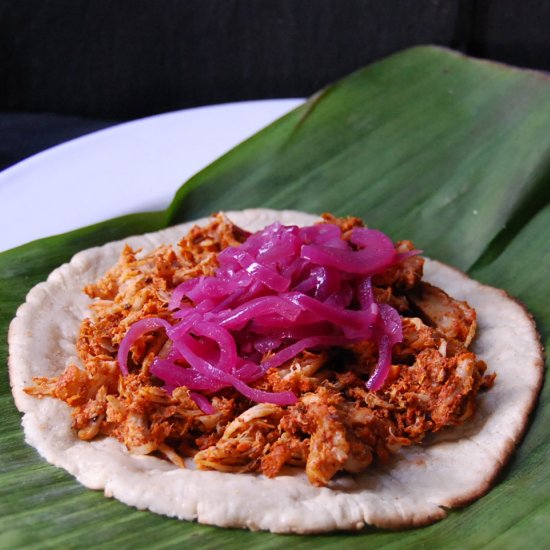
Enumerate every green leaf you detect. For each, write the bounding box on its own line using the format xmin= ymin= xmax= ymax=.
xmin=1 ymin=46 xmax=549 ymax=548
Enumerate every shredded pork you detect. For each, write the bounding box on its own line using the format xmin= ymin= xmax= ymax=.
xmin=27 ymin=214 xmax=494 ymax=487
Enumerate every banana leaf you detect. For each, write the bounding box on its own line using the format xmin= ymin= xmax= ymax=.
xmin=1 ymin=46 xmax=549 ymax=548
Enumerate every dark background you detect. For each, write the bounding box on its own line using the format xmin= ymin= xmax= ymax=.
xmin=1 ymin=0 xmax=550 ymax=171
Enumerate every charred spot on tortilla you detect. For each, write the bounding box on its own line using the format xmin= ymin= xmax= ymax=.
xmin=8 ymin=208 xmax=544 ymax=534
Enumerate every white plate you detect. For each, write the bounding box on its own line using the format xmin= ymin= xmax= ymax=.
xmin=0 ymin=99 xmax=304 ymax=252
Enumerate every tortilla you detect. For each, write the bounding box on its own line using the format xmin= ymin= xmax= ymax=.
xmin=8 ymin=208 xmax=544 ymax=533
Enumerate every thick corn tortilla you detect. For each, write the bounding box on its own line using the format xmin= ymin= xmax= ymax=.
xmin=8 ymin=208 xmax=544 ymax=533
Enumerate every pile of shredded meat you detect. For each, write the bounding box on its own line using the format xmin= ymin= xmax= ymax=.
xmin=27 ymin=214 xmax=495 ymax=487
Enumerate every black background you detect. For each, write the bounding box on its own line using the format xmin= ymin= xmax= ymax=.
xmin=1 ymin=0 xmax=550 ymax=170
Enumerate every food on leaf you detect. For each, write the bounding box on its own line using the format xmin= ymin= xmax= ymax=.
xmin=9 ymin=209 xmax=543 ymax=533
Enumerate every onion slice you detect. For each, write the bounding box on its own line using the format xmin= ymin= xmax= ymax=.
xmin=117 ymin=317 xmax=172 ymax=375
xmin=118 ymin=219 xmax=419 ymax=403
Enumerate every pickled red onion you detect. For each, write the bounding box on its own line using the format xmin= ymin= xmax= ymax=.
xmin=117 ymin=317 xmax=172 ymax=375
xmin=118 ymin=220 xmax=419 ymax=405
